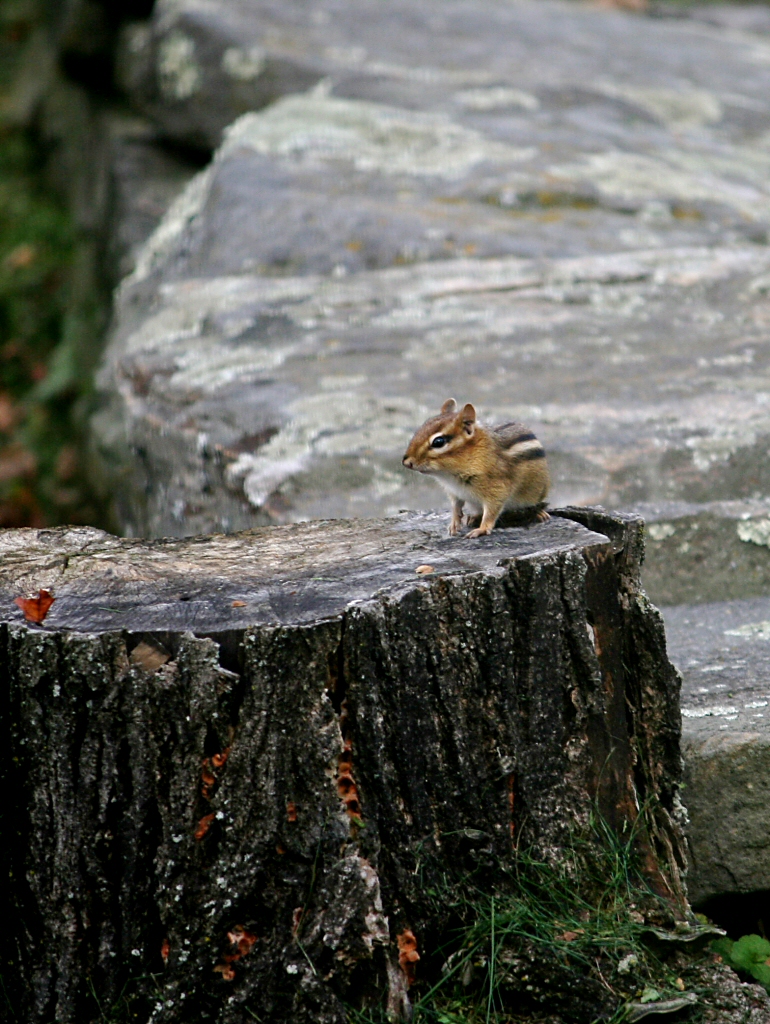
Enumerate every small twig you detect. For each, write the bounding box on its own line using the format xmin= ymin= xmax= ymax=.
xmin=595 ymin=956 xmax=618 ymax=997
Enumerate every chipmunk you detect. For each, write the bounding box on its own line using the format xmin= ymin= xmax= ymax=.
xmin=402 ymin=399 xmax=550 ymax=539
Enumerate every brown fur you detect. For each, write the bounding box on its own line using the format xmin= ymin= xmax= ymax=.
xmin=402 ymin=398 xmax=549 ymax=538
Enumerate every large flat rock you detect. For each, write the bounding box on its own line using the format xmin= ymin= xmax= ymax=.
xmin=634 ymin=499 xmax=770 ymax=606
xmin=95 ymin=240 xmax=770 ymax=537
xmin=664 ymin=595 xmax=770 ymax=905
xmin=651 ymin=498 xmax=770 ymax=906
xmin=122 ymin=0 xmax=770 ymax=153
xmin=105 ymin=115 xmax=200 ymax=284
xmin=92 ymin=0 xmax=770 ymax=538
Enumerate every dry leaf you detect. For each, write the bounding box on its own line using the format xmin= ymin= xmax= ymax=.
xmin=415 ymin=564 xmax=434 ymax=575
xmin=161 ymin=938 xmax=170 ymax=963
xmin=194 ymin=813 xmax=215 ymax=840
xmin=397 ymin=929 xmax=420 ymax=986
xmin=231 ymin=600 xmax=246 ymax=608
xmin=286 ymin=801 xmax=298 ymax=823
xmin=228 ymin=926 xmax=258 ymax=957
xmin=213 ymin=963 xmax=236 ymax=981
xmin=211 ymin=747 xmax=231 ymax=768
xmin=130 ymin=641 xmax=170 ymax=672
xmin=14 ymin=589 xmax=54 ymax=624
xmin=201 ymin=764 xmax=216 ymax=799
xmin=337 ymin=763 xmax=361 ymax=819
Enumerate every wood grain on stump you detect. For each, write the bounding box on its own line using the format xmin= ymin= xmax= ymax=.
xmin=0 ymin=508 xmax=685 ymax=1023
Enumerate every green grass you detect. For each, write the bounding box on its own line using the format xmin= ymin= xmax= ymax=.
xmin=350 ymin=816 xmax=704 ymax=1024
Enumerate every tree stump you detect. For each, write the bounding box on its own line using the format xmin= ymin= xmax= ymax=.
xmin=0 ymin=508 xmax=686 ymax=1023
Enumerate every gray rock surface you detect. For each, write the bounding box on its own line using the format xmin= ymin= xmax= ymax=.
xmin=658 ymin=2 xmax=770 ymax=37
xmin=105 ymin=116 xmax=200 ymax=283
xmin=634 ymin=499 xmax=770 ymax=606
xmin=93 ymin=0 xmax=770 ymax=539
xmin=664 ymin=594 xmax=770 ymax=905
xmin=121 ymin=0 xmax=770 ymax=152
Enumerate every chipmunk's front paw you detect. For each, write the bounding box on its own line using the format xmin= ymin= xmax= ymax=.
xmin=448 ymin=519 xmax=462 ymax=536
xmin=535 ymin=509 xmax=550 ymax=523
xmin=466 ymin=526 xmax=492 ymax=539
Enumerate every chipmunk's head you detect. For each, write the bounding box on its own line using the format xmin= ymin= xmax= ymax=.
xmin=402 ymin=399 xmax=478 ymax=473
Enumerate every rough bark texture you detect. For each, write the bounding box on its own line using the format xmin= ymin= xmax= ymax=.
xmin=0 ymin=509 xmax=687 ymax=1023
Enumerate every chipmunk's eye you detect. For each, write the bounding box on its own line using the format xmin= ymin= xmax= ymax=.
xmin=430 ymin=435 xmax=449 ymax=449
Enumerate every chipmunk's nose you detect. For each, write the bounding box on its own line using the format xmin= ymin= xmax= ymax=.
xmin=403 ymin=455 xmax=414 ymax=469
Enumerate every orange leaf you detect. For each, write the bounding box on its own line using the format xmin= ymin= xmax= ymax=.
xmin=232 ymin=600 xmax=246 ymax=608
xmin=212 ymin=747 xmax=231 ymax=768
xmin=228 ymin=926 xmax=258 ymax=957
xmin=195 ymin=813 xmax=215 ymax=840
xmin=397 ymin=929 xmax=420 ymax=986
xmin=161 ymin=938 xmax=170 ymax=963
xmin=14 ymin=589 xmax=54 ymax=624
xmin=213 ymin=963 xmax=236 ymax=981
xmin=286 ymin=801 xmax=298 ymax=823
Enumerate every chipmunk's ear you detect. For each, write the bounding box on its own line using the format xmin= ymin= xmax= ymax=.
xmin=441 ymin=398 xmax=457 ymax=415
xmin=460 ymin=403 xmax=476 ymax=435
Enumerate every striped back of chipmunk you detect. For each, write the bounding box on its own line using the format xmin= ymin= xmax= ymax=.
xmin=493 ymin=422 xmax=547 ymax=461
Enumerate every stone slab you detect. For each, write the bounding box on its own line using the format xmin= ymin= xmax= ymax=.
xmin=122 ymin=0 xmax=770 ymax=152
xmin=92 ymin=0 xmax=770 ymax=537
xmin=95 ymin=241 xmax=770 ymax=537
xmin=105 ymin=115 xmax=200 ymax=283
xmin=657 ymin=3 xmax=770 ymax=37
xmin=664 ymin=595 xmax=770 ymax=905
xmin=633 ymin=500 xmax=770 ymax=607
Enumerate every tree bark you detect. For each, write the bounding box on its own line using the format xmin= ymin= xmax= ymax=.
xmin=0 ymin=508 xmax=686 ymax=1023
